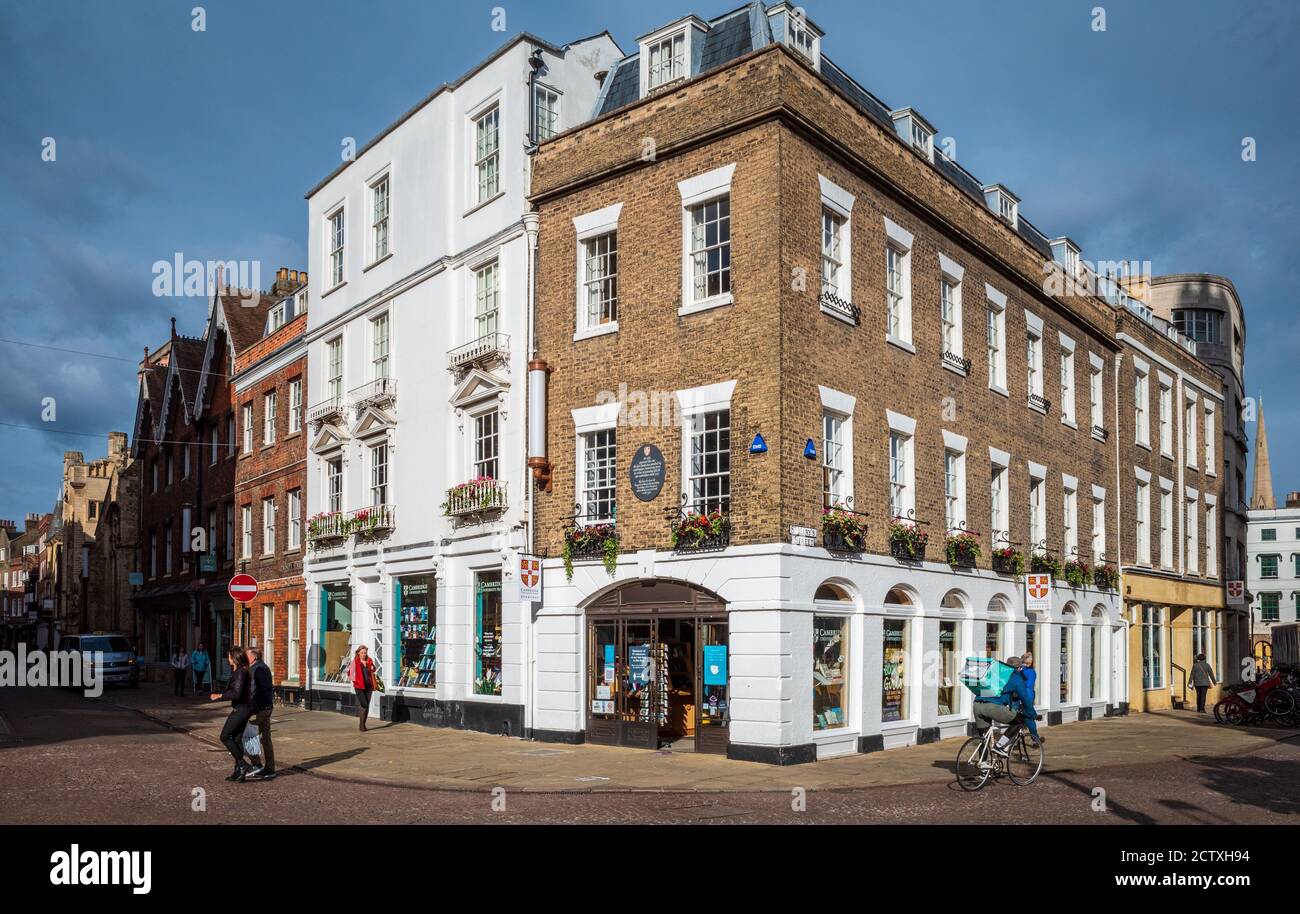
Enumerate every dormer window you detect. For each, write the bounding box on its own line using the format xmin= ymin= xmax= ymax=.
xmin=768 ymin=2 xmax=823 ymax=69
xmin=983 ymin=185 xmax=1019 ymax=228
xmin=890 ymin=109 xmax=935 ymax=163
xmin=1051 ymin=238 xmax=1081 ymax=278
xmin=268 ymin=303 xmax=286 ymax=332
xmin=647 ymin=31 xmax=686 ymax=89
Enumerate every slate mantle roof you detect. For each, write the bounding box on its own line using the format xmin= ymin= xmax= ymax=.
xmin=594 ymin=1 xmax=1057 ymax=258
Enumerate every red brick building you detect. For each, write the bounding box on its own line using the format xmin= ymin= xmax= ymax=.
xmin=132 ymin=280 xmax=283 ymax=680
xmin=232 ymin=269 xmax=310 ymax=699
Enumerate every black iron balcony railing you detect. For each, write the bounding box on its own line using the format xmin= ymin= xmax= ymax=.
xmin=563 ymin=505 xmax=619 ymax=574
xmin=667 ymin=494 xmax=731 ymax=553
xmin=819 ymin=289 xmax=861 ymax=325
xmin=888 ymin=509 xmax=930 ymax=562
xmin=941 ymin=350 xmax=972 ymax=375
xmin=1028 ymin=393 xmax=1052 ymax=414
xmin=944 ymin=522 xmax=981 ymax=568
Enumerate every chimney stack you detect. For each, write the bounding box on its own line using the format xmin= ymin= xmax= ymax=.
xmin=1286 ymin=492 xmax=1300 ymax=509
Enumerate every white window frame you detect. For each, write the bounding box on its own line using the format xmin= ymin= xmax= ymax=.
xmin=287 ymin=489 xmax=301 ymax=550
xmin=472 ymin=407 xmax=500 ymax=481
xmin=262 ymin=497 xmax=276 ymax=556
xmin=288 ymin=378 xmax=302 ymax=434
xmin=1203 ymin=403 xmax=1216 ymax=474
xmin=883 ymin=218 xmax=914 ymax=351
xmin=1135 ymin=469 xmax=1151 ymax=565
xmin=1133 ymin=359 xmax=1151 ymax=449
xmin=942 ymin=430 xmax=967 ymax=533
xmin=1091 ymin=485 xmax=1107 ymax=564
xmin=985 ymin=284 xmax=1007 ymax=395
xmin=371 ymin=312 xmax=391 ymax=380
xmin=241 ymin=504 xmax=253 ymax=559
xmin=1157 ymin=374 xmax=1173 ymax=457
xmin=473 ymin=258 xmax=501 ymax=339
xmin=1028 ymin=462 xmax=1047 ymax=554
xmin=1204 ymin=496 xmax=1217 ymax=576
xmin=1088 ymin=352 xmax=1104 ymax=435
xmin=370 ymin=442 xmax=389 ymax=506
xmin=886 ymin=410 xmax=917 ymax=520
xmin=263 ymin=390 xmax=276 ymax=446
xmin=326 ymin=336 xmax=343 ymax=402
xmin=369 ymin=171 xmax=391 ymax=264
xmin=533 ymin=83 xmax=561 ymax=142
xmin=1159 ymin=478 xmax=1174 ymax=570
xmin=678 ymin=164 xmax=736 ymax=315
xmin=242 ymin=403 xmax=253 ymax=454
xmin=643 ymin=28 xmax=688 ymax=90
xmin=819 ymin=386 xmax=856 ymax=509
xmin=287 ymin=601 xmax=301 ymax=681
xmin=1058 ymin=332 xmax=1076 ymax=427
xmin=818 ymin=175 xmax=856 ymax=320
xmin=1025 ymin=310 xmax=1044 ymax=409
xmin=573 ymin=203 xmax=622 ymax=340
xmin=326 ymin=205 xmax=345 ymax=289
xmin=989 ymin=447 xmax=1010 ymax=547
xmin=472 ymin=102 xmax=501 ymax=205
xmin=1185 ymin=490 xmax=1199 ymax=574
xmin=1062 ymin=475 xmax=1078 ymax=560
xmin=938 ymin=254 xmax=965 ymax=371
xmin=1184 ymin=390 xmax=1199 ymax=470
xmin=326 ymin=457 xmax=343 ymax=515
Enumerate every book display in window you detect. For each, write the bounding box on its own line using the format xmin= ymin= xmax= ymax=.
xmin=397 ymin=575 xmax=436 ymax=689
xmin=813 ymin=616 xmax=847 ymax=730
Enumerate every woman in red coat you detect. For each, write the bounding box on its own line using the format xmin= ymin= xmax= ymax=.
xmin=349 ymin=645 xmax=378 ymax=731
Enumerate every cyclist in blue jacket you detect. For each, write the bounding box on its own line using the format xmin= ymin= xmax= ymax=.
xmin=980 ymin=657 xmax=1039 ymax=751
xmin=1019 ymin=652 xmax=1042 ymax=747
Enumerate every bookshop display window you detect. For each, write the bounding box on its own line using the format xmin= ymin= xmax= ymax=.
xmin=812 ymin=615 xmax=848 ymax=731
xmin=319 ymin=584 xmax=353 ymax=683
xmin=396 ymin=574 xmax=436 ymax=689
xmin=1059 ymin=623 xmax=1073 ymax=703
xmin=937 ymin=620 xmax=960 ymax=716
xmin=985 ymin=621 xmax=1003 ymax=659
xmin=882 ymin=618 xmax=909 ymax=723
xmin=475 ymin=571 xmax=503 ymax=696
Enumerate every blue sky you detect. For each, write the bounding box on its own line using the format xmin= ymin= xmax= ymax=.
xmin=1 ymin=0 xmax=1297 ymax=524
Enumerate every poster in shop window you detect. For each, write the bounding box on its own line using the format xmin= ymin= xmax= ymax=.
xmin=882 ymin=622 xmax=907 ymax=723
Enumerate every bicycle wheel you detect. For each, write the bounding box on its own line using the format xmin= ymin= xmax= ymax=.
xmin=1265 ymin=689 xmax=1296 ymax=716
xmin=955 ymin=736 xmax=993 ymax=791
xmin=1212 ymin=700 xmax=1227 ymax=724
xmin=1006 ymin=733 xmax=1044 ymax=785
xmin=1222 ymin=699 xmax=1247 ymax=725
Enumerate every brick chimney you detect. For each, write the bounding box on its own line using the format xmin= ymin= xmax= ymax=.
xmin=1286 ymin=492 xmax=1300 ymax=509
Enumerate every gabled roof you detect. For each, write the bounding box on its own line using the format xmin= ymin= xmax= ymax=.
xmin=155 ymin=337 xmax=206 ymax=438
xmin=194 ymin=289 xmax=276 ymax=420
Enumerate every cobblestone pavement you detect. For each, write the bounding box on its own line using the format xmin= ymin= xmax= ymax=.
xmin=2 ymin=685 xmax=1297 ymax=824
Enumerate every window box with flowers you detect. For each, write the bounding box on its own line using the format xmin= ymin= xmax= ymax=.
xmin=1094 ymin=564 xmax=1119 ymax=590
xmin=889 ymin=521 xmax=929 ymax=562
xmin=563 ymin=522 xmax=619 ymax=580
xmin=669 ymin=510 xmax=730 ymax=552
xmin=442 ymin=477 xmax=508 ymax=518
xmin=350 ymin=504 xmax=395 ymax=538
xmin=992 ymin=547 xmax=1024 ymax=576
xmin=1030 ymin=552 xmax=1062 ymax=578
xmin=822 ymin=506 xmax=867 ymax=553
xmin=308 ymin=511 xmax=349 ymax=545
xmin=1063 ymin=559 xmax=1090 ymax=588
xmin=945 ymin=531 xmax=981 ymax=569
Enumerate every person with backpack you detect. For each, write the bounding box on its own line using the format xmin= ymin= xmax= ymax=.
xmin=973 ymin=656 xmax=1040 ymax=753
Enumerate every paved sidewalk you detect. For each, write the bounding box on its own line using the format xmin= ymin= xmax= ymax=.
xmin=97 ymin=683 xmax=1299 ymax=793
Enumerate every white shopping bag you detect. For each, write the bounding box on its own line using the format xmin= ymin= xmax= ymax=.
xmin=242 ymin=721 xmax=262 ymax=759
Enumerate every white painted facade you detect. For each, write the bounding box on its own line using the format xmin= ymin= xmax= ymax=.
xmin=1246 ymin=505 xmax=1300 ymax=636
xmin=538 ymin=546 xmax=1125 ymax=760
xmin=301 ymin=33 xmax=622 ymax=726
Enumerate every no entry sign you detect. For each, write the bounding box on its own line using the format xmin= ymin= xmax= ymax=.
xmin=228 ymin=574 xmax=259 ymax=603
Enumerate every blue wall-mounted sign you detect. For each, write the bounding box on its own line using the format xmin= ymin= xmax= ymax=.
xmin=703 ymin=644 xmax=728 ymax=685
xmin=804 ymin=438 xmax=817 ymax=460
xmin=750 ymin=433 xmax=768 ymax=454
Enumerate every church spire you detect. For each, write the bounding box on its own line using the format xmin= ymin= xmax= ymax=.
xmin=1251 ymin=398 xmax=1276 ymax=510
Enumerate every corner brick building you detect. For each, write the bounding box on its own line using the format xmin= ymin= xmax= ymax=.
xmin=233 ymin=269 xmax=309 ymax=699
xmin=524 ymin=3 xmax=1137 ymax=763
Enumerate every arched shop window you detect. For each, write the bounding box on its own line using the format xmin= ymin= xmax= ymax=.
xmin=940 ymin=589 xmax=968 ymax=612
xmin=884 ymin=585 xmax=916 ymax=608
xmin=985 ymin=594 xmax=1011 ymax=659
xmin=1059 ymin=603 xmax=1078 ymax=704
xmin=815 ymin=581 xmax=854 ymax=603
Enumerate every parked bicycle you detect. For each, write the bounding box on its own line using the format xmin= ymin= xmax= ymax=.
xmin=1212 ymin=669 xmax=1297 ymax=726
xmin=955 ymin=712 xmax=1044 ymax=791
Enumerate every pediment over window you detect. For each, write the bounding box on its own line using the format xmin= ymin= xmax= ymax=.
xmin=310 ymin=423 xmax=349 ymax=454
xmin=351 ymin=405 xmax=395 ymax=440
xmin=451 ymin=367 xmax=509 ymax=411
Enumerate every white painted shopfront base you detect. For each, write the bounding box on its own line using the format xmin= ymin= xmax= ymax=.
xmin=536 ymin=543 xmax=1126 ymax=762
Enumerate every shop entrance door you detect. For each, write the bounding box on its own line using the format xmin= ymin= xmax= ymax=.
xmin=586 ymin=611 xmax=729 ymax=754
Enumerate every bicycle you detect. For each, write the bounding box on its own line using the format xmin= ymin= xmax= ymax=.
xmin=1213 ymin=670 xmax=1296 ymax=725
xmin=955 ymin=713 xmax=1044 ymax=791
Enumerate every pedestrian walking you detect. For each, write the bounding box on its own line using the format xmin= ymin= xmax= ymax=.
xmin=1190 ymin=653 xmax=1217 ymax=713
xmin=1019 ymin=651 xmax=1043 ymax=746
xmin=244 ymin=646 xmax=276 ymax=780
xmin=209 ymin=646 xmax=255 ymax=783
xmin=191 ymin=643 xmax=211 ymax=693
xmin=170 ymin=648 xmax=190 ymax=696
xmin=349 ymin=645 xmax=378 ymax=732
